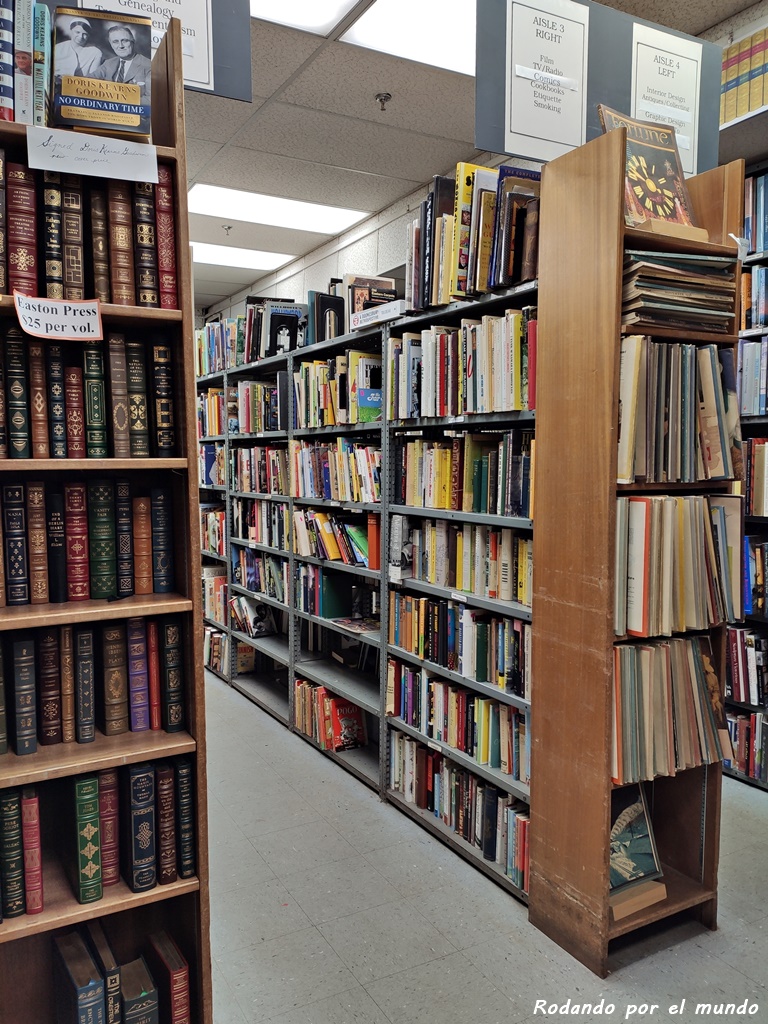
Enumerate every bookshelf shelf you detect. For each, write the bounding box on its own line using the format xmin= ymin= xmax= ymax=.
xmin=300 ymin=328 xmax=381 ymax=358
xmin=398 ymin=577 xmax=532 ymax=621
xmin=199 ymin=435 xmax=225 ymax=443
xmin=231 ymin=629 xmax=290 ymax=666
xmin=295 ymin=553 xmax=379 ymax=580
xmin=229 ymin=670 xmax=290 ymax=724
xmin=230 ymin=536 xmax=289 ymax=557
xmin=229 ymin=583 xmax=288 ymax=612
xmin=229 ymin=431 xmax=287 ymax=441
xmin=292 ymin=496 xmax=381 ymax=511
xmin=295 ymin=729 xmax=380 ymax=788
xmin=295 ymin=659 xmax=379 ymax=714
xmin=293 ymin=609 xmax=381 ymax=647
xmin=387 ymin=644 xmax=530 ymax=711
xmin=723 ymin=767 xmax=768 ymax=791
xmin=0 ymin=593 xmax=194 ymax=632
xmin=0 ymin=295 xmax=184 ymax=324
xmin=202 ymin=550 xmax=228 ymax=563
xmin=389 ymin=504 xmax=532 ymax=531
xmin=292 ymin=423 xmax=382 ymax=437
xmin=390 ymin=410 xmax=535 ymax=429
xmin=0 ymin=458 xmax=189 ymax=472
xmin=230 ymin=491 xmax=289 ymax=502
xmin=394 ymin=280 xmax=538 ymax=330
xmin=607 ymin=866 xmax=716 ymax=940
xmin=226 ymin=352 xmax=289 ymax=376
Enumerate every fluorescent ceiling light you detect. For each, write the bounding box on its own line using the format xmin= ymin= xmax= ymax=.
xmin=188 ymin=184 xmax=368 ymax=234
xmin=341 ymin=0 xmax=475 ymax=76
xmin=250 ymin=0 xmax=360 ymax=35
xmin=191 ymin=242 xmax=291 ymax=270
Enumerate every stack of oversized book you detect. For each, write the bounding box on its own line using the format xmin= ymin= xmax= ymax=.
xmin=622 ymin=250 xmax=737 ymax=333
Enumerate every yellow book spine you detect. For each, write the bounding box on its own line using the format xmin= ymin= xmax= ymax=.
xmin=449 ymin=162 xmax=486 ymax=300
xmin=737 ymin=35 xmax=753 ymax=118
xmin=750 ymin=31 xmax=765 ymax=111
xmin=724 ymin=42 xmax=741 ymax=123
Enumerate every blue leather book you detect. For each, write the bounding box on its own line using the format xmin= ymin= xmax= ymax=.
xmin=53 ymin=931 xmax=106 ymax=1024
xmin=116 ymin=478 xmax=135 ymax=598
xmin=8 ymin=635 xmax=36 ymax=755
xmin=121 ymin=762 xmax=156 ymax=892
xmin=3 ymin=483 xmax=29 ymax=605
xmin=74 ymin=627 xmax=96 ymax=744
xmin=46 ymin=343 xmax=67 ymax=457
xmin=159 ymin=618 xmax=184 ymax=733
xmin=4 ymin=327 xmax=30 ymax=458
xmin=126 ymin=616 xmax=150 ymax=732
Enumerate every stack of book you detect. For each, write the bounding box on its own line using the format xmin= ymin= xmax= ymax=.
xmin=232 ymin=496 xmax=289 ymax=549
xmin=230 ymin=444 xmax=289 ymax=496
xmin=621 ymin=251 xmax=737 ymax=333
xmin=292 ymin=508 xmax=378 ymax=569
xmin=289 ymin=439 xmax=381 ymax=504
xmin=294 ymin=680 xmax=367 ymax=751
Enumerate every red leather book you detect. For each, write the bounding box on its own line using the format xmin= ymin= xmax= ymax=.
xmin=64 ymin=483 xmax=90 ymax=601
xmin=155 ymin=762 xmax=177 ymax=884
xmin=7 ymin=163 xmax=38 ymax=296
xmin=60 ymin=624 xmax=75 ymax=743
xmin=20 ymin=787 xmax=43 ymax=914
xmin=147 ymin=619 xmax=162 ymax=729
xmin=98 ymin=767 xmax=120 ymax=886
xmin=146 ymin=929 xmax=190 ymax=1024
xmin=155 ymin=164 xmax=178 ymax=309
xmin=0 ymin=149 xmax=7 ymax=294
xmin=132 ymin=496 xmax=152 ymax=595
xmin=62 ymin=174 xmax=85 ymax=300
xmin=36 ymin=626 xmax=62 ymax=744
xmin=90 ymin=185 xmax=111 ymax=303
xmin=64 ymin=366 xmax=86 ymax=458
xmin=107 ymin=179 xmax=136 ymax=305
xmin=26 ymin=481 xmax=49 ymax=605
xmin=28 ymin=342 xmax=50 ymax=458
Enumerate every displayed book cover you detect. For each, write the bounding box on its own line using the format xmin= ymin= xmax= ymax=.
xmin=52 ymin=7 xmax=152 ymax=138
xmin=329 ymin=697 xmax=367 ymax=752
xmin=597 ymin=104 xmax=698 ymax=230
xmin=609 ymin=783 xmax=662 ymax=895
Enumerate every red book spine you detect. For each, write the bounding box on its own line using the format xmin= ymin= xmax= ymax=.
xmin=21 ymin=787 xmax=43 ymax=914
xmin=26 ymin=481 xmax=49 ymax=604
xmin=6 ymin=163 xmax=38 ymax=296
xmin=64 ymin=366 xmax=86 ymax=458
xmin=527 ymin=317 xmax=537 ymax=411
xmin=28 ymin=343 xmax=50 ymax=457
xmin=37 ymin=626 xmax=62 ymax=744
xmin=107 ymin=179 xmax=136 ymax=305
xmin=64 ymin=483 xmax=90 ymax=600
xmin=98 ymin=767 xmax=120 ymax=886
xmin=147 ymin=619 xmax=162 ymax=729
xmin=155 ymin=164 xmax=178 ymax=310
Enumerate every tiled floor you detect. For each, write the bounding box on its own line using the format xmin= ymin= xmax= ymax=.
xmin=205 ymin=673 xmax=768 ymax=1024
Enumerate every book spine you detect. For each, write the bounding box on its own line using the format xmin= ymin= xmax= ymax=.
xmin=126 ymin=340 xmax=150 ymax=457
xmin=37 ymin=626 xmax=62 ymax=744
xmin=46 ymin=343 xmax=68 ymax=457
xmin=5 ymin=328 xmax=31 ymax=457
xmin=148 ymin=932 xmax=190 ymax=1023
xmin=133 ymin=180 xmax=160 ymax=307
xmin=7 ymin=163 xmax=37 ymax=295
xmin=0 ymin=789 xmax=25 ymax=917
xmin=90 ymin=184 xmax=111 ymax=303
xmin=60 ymin=624 xmax=75 ymax=742
xmin=121 ymin=762 xmax=156 ymax=891
xmin=98 ymin=767 xmax=120 ymax=886
xmin=151 ymin=487 xmax=174 ymax=593
xmin=116 ymin=478 xmax=135 ymax=598
xmin=32 ymin=3 xmax=51 ymax=127
xmin=83 ymin=342 xmax=108 ymax=458
xmin=72 ymin=775 xmax=102 ymax=903
xmin=147 ymin=619 xmax=161 ymax=729
xmin=45 ymin=484 xmax=68 ymax=603
xmin=0 ymin=10 xmax=12 ymax=125
xmin=100 ymin=621 xmax=129 ymax=736
xmin=127 ymin=616 xmax=150 ymax=732
xmin=156 ymin=164 xmax=178 ymax=309
xmin=20 ymin=786 xmax=43 ymax=912
xmin=160 ymin=618 xmax=185 ymax=732
xmin=174 ymin=756 xmax=196 ymax=878
xmin=0 ymin=656 xmax=6 ymax=754
xmin=107 ymin=332 xmax=131 ymax=457
xmin=42 ymin=170 xmax=64 ymax=298
xmin=0 ymin=324 xmax=6 ymax=458
xmin=27 ymin=343 xmax=49 ymax=457
xmin=26 ymin=480 xmax=49 ymax=604
xmin=132 ymin=495 xmax=153 ymax=595
xmin=150 ymin=343 xmax=176 ymax=455
xmin=87 ymin=479 xmax=117 ymax=600
xmin=3 ymin=483 xmax=29 ymax=605
xmin=155 ymin=762 xmax=177 ymax=884
xmin=11 ymin=635 xmax=37 ymax=756
xmin=61 ymin=174 xmax=85 ymax=299
xmin=0 ymin=148 xmax=6 ymax=293
xmin=53 ymin=933 xmax=107 ymax=1022
xmin=64 ymin=483 xmax=90 ymax=601
xmin=74 ymin=627 xmax=96 ymax=743
xmin=13 ymin=0 xmax=33 ymax=124
xmin=64 ymin=365 xmax=86 ymax=457
xmin=107 ymin=179 xmax=136 ymax=305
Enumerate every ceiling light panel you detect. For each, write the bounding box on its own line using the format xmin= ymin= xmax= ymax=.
xmin=250 ymin=0 xmax=360 ymax=35
xmin=341 ymin=0 xmax=475 ymax=76
xmin=188 ymin=184 xmax=368 ymax=234
xmin=191 ymin=242 xmax=292 ymax=270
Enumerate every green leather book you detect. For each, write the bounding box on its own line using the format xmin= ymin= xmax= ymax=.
xmin=0 ymin=656 xmax=7 ymax=754
xmin=0 ymin=788 xmax=25 ymax=917
xmin=83 ymin=341 xmax=108 ymax=458
xmin=87 ymin=480 xmax=117 ymax=600
xmin=70 ymin=774 xmax=102 ymax=904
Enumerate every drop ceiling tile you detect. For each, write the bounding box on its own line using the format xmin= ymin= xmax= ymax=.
xmin=184 ymin=90 xmax=264 ymax=143
xmin=193 ymin=264 xmax=263 ymax=285
xmin=185 ymin=139 xmax=225 ymax=181
xmin=377 ymin=211 xmax=412 ymax=276
xmin=232 ymin=101 xmax=476 ymax=181
xmin=195 ymin=146 xmax=417 ymax=212
xmin=188 ymin=213 xmax=328 ymax=256
xmin=280 ymin=41 xmax=474 ymax=143
xmin=598 ymin=0 xmax=751 ymax=34
xmin=250 ymin=19 xmax=326 ymax=97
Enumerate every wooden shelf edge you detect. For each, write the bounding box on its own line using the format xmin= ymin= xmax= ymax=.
xmin=608 ymin=865 xmax=715 ymax=939
xmin=0 ymin=594 xmax=194 ymax=631
xmin=0 ymin=295 xmax=182 ymax=321
xmin=0 ymin=458 xmax=188 ymax=471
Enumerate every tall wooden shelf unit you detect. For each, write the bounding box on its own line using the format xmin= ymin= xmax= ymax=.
xmin=0 ymin=21 xmax=212 ymax=1023
xmin=529 ymin=127 xmax=744 ymax=977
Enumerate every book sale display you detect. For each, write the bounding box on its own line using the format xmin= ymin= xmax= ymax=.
xmin=0 ymin=17 xmax=213 ymax=1024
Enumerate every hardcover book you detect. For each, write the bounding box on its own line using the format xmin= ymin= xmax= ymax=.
xmin=37 ymin=626 xmax=62 ymax=744
xmin=121 ymin=956 xmax=158 ymax=1024
xmin=116 ymin=478 xmax=135 ymax=598
xmin=174 ymin=755 xmax=195 ymax=878
xmin=97 ymin=766 xmax=120 ymax=887
xmin=60 ymin=624 xmax=76 ymax=742
xmin=3 ymin=484 xmax=29 ymax=605
xmin=155 ymin=164 xmax=178 ymax=309
xmin=53 ymin=931 xmax=106 ymax=1022
xmin=20 ymin=786 xmax=43 ymax=913
xmin=90 ymin=183 xmax=111 ymax=302
xmin=5 ymin=327 xmax=31 ymax=458
xmin=87 ymin=479 xmax=117 ymax=600
xmin=62 ymin=173 xmax=85 ymax=299
xmin=53 ymin=7 xmax=153 ymax=138
xmin=64 ymin=483 xmax=90 ymax=601
xmin=0 ymin=788 xmax=25 ymax=916
xmin=99 ymin=621 xmax=129 ymax=735
xmin=146 ymin=929 xmax=189 ymax=1024
xmin=159 ymin=618 xmax=184 ymax=731
xmin=127 ymin=615 xmax=150 ymax=731
xmin=83 ymin=919 xmax=121 ymax=1021
xmin=69 ymin=774 xmax=102 ymax=903
xmin=120 ymin=761 xmax=156 ymax=892
xmin=133 ymin=180 xmax=159 ymax=307
xmin=7 ymin=163 xmax=37 ymax=296
xmin=46 ymin=343 xmax=68 ymax=458
xmin=26 ymin=481 xmax=49 ymax=604
xmin=43 ymin=170 xmax=64 ymax=298
xmin=154 ymin=761 xmax=177 ymax=884
xmin=609 ymin=783 xmax=662 ymax=895
xmin=74 ymin=626 xmax=96 ymax=742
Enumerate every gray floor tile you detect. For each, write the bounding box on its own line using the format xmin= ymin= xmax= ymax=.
xmin=212 ymin=960 xmax=250 ymax=1024
xmin=262 ymin=987 xmax=394 ymax=1024
xmin=218 ymin=780 xmax=324 ymax=839
xmin=365 ymin=951 xmax=523 ymax=1024
xmin=250 ymin=819 xmax=358 ymax=878
xmin=317 ymin=899 xmax=457 ymax=984
xmin=208 ymin=829 xmax=276 ymax=896
xmin=363 ymin=836 xmax=483 ymax=897
xmin=210 ymin=876 xmax=312 ymax=956
xmin=279 ymin=853 xmax=401 ymax=924
xmin=218 ymin=927 xmax=360 ymax=1023
xmin=410 ymin=875 xmax=528 ymax=950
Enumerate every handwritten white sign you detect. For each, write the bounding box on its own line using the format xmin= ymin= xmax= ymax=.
xmin=15 ymin=292 xmax=104 ymax=341
xmin=26 ymin=125 xmax=158 ymax=183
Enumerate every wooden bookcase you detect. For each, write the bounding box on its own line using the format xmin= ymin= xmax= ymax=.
xmin=0 ymin=21 xmax=212 ymax=1023
xmin=529 ymin=127 xmax=744 ymax=977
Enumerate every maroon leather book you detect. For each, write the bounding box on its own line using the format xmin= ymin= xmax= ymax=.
xmin=26 ymin=481 xmax=49 ymax=605
xmin=7 ymin=163 xmax=38 ymax=296
xmin=107 ymin=179 xmax=136 ymax=305
xmin=21 ymin=788 xmax=43 ymax=914
xmin=0 ymin=148 xmax=7 ymax=294
xmin=90 ymin=185 xmax=111 ymax=303
xmin=98 ymin=767 xmax=120 ymax=886
xmin=155 ymin=762 xmax=177 ymax=884
xmin=64 ymin=365 xmax=86 ymax=458
xmin=28 ymin=343 xmax=50 ymax=458
xmin=37 ymin=627 xmax=62 ymax=744
xmin=133 ymin=181 xmax=159 ymax=308
xmin=155 ymin=165 xmax=178 ymax=310
xmin=132 ymin=496 xmax=152 ymax=595
xmin=60 ymin=624 xmax=75 ymax=742
xmin=62 ymin=175 xmax=85 ymax=300
xmin=147 ymin=619 xmax=161 ymax=729
xmin=107 ymin=333 xmax=130 ymax=457
xmin=64 ymin=483 xmax=90 ymax=601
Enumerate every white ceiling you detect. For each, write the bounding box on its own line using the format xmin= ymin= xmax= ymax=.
xmin=186 ymin=0 xmax=759 ymax=308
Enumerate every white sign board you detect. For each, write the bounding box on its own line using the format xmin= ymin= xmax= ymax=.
xmin=15 ymin=293 xmax=104 ymax=341
xmin=78 ymin=0 xmax=214 ymax=91
xmin=27 ymin=125 xmax=158 ymax=182
xmin=505 ymin=0 xmax=589 ymax=162
xmin=631 ymin=24 xmax=702 ymax=176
